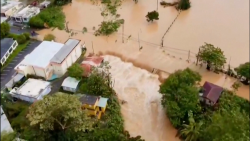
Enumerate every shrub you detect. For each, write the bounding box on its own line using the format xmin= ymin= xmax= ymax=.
xmin=1 ymin=22 xmax=10 ymax=38
xmin=23 ymin=32 xmax=30 ymax=40
xmin=146 ymin=11 xmax=159 ymax=22
xmin=16 ymin=34 xmax=27 ymax=44
xmin=26 ymin=74 xmax=45 ymax=80
xmin=177 ymin=0 xmax=191 ymax=10
xmin=43 ymin=34 xmax=55 ymax=41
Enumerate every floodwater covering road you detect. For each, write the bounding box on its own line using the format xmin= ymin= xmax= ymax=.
xmin=35 ymin=0 xmax=249 ymax=140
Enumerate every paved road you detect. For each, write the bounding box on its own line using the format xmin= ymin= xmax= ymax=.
xmin=10 ymin=26 xmax=38 ymax=36
xmin=1 ymin=41 xmax=42 ymax=89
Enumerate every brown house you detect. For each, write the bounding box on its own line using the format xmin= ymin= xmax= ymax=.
xmin=199 ymin=81 xmax=224 ymax=106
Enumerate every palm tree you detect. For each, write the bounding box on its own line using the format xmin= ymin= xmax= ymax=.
xmin=180 ymin=111 xmax=203 ymax=141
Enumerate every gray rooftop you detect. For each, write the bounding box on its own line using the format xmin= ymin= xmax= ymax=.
xmin=50 ymin=39 xmax=81 ymax=64
xmin=1 ymin=38 xmax=15 ymax=59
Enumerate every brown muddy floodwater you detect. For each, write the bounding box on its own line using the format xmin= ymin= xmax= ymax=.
xmin=35 ymin=0 xmax=249 ymax=140
xmin=104 ymin=55 xmax=179 ymax=141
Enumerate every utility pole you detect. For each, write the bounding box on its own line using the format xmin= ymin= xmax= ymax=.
xmin=122 ymin=23 xmax=124 ymax=43
xmin=92 ymin=41 xmax=94 ymax=54
xmin=138 ymin=32 xmax=141 ymax=50
xmin=65 ymin=21 xmax=69 ymax=32
xmin=196 ymin=47 xmax=201 ymax=65
xmin=157 ymin=0 xmax=158 ymax=11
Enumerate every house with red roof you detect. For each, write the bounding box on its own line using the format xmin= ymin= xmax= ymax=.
xmin=199 ymin=81 xmax=224 ymax=106
xmin=81 ymin=56 xmax=104 ymax=77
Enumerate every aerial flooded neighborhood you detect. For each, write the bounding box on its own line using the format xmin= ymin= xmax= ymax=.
xmin=0 ymin=0 xmax=249 ymax=140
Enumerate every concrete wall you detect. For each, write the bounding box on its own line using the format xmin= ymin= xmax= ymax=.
xmin=51 ymin=43 xmax=82 ymax=77
xmin=33 ymin=66 xmax=46 ymax=79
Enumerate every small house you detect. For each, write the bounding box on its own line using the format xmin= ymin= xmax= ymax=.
xmin=199 ymin=81 xmax=224 ymax=106
xmin=12 ymin=5 xmax=40 ymax=23
xmin=97 ymin=97 xmax=108 ymax=113
xmin=1 ymin=38 xmax=18 ymax=66
xmin=81 ymin=56 xmax=104 ymax=77
xmin=61 ymin=77 xmax=80 ymax=93
xmin=79 ymin=94 xmax=108 ymax=119
xmin=9 ymin=78 xmax=51 ymax=103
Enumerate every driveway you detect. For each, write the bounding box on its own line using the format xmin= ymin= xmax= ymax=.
xmin=1 ymin=40 xmax=42 ymax=89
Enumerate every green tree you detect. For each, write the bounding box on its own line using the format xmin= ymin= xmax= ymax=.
xmin=27 ymin=93 xmax=95 ymax=134
xmin=94 ymin=20 xmax=123 ymax=36
xmin=234 ymin=62 xmax=249 ymax=83
xmin=43 ymin=34 xmax=56 ymax=41
xmin=146 ymin=11 xmax=159 ymax=22
xmin=218 ymin=90 xmax=249 ymax=114
xmin=67 ymin=63 xmax=84 ymax=80
xmin=79 ymin=62 xmax=114 ymax=97
xmin=160 ymin=68 xmax=201 ymax=128
xmin=180 ymin=111 xmax=203 ymax=141
xmin=1 ymin=22 xmax=10 ymax=38
xmin=231 ymin=81 xmax=241 ymax=92
xmin=201 ymin=109 xmax=249 ymax=141
xmin=177 ymin=0 xmax=191 ymax=10
xmin=28 ymin=16 xmax=45 ymax=28
xmin=198 ymin=43 xmax=227 ymax=70
xmin=28 ymin=7 xmax=65 ymax=30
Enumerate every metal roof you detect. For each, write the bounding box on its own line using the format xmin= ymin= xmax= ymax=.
xmin=202 ymin=81 xmax=224 ymax=103
xmin=50 ymin=38 xmax=81 ymax=64
xmin=61 ymin=77 xmax=80 ymax=89
xmin=79 ymin=95 xmax=98 ymax=105
xmin=1 ymin=38 xmax=15 ymax=59
xmin=97 ymin=97 xmax=108 ymax=108
xmin=19 ymin=41 xmax=63 ymax=68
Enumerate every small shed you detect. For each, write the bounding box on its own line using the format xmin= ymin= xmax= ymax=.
xmin=200 ymin=81 xmax=224 ymax=106
xmin=61 ymin=77 xmax=80 ymax=93
xmin=97 ymin=97 xmax=108 ymax=113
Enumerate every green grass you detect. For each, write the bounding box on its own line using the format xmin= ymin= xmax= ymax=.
xmin=1 ymin=41 xmax=30 ymax=71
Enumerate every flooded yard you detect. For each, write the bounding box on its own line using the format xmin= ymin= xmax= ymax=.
xmin=34 ymin=0 xmax=249 ymax=140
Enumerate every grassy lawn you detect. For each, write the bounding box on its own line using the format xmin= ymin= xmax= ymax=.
xmin=1 ymin=41 xmax=30 ymax=71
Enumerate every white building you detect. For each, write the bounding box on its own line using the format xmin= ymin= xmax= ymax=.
xmin=1 ymin=38 xmax=18 ymax=66
xmin=12 ymin=5 xmax=40 ymax=23
xmin=9 ymin=78 xmax=51 ymax=103
xmin=50 ymin=39 xmax=82 ymax=77
xmin=15 ymin=39 xmax=83 ymax=80
xmin=61 ymin=77 xmax=80 ymax=93
xmin=1 ymin=0 xmax=24 ymax=18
